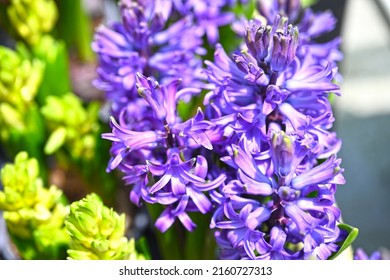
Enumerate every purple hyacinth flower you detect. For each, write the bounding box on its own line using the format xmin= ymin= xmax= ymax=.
xmin=136 ymin=73 xmax=167 ymax=121
xmin=147 ymin=153 xmax=204 ymax=196
xmin=245 ymin=20 xmax=272 ymax=62
xmin=93 ymin=0 xmax=205 ymax=116
xmin=284 ymin=54 xmax=340 ymax=93
xmin=257 ymin=0 xmax=301 ymax=24
xmin=155 ymin=196 xmax=197 ymax=232
xmin=291 ymin=154 xmax=345 ymax=189
xmin=212 ymin=128 xmax=345 ymax=259
xmin=102 ymin=116 xmax=162 ymax=170
xmin=98 ymin=0 xmax=353 ymax=259
xmin=172 ymin=108 xmax=215 ymax=150
xmin=246 ymin=226 xmax=297 ymax=260
xmin=354 ymin=248 xmax=382 ymax=260
xmin=227 ymin=142 xmax=274 ymax=196
xmin=211 ymin=199 xmax=270 ymax=248
xmin=147 ymin=153 xmax=226 ymax=232
xmin=269 ymin=15 xmax=299 ymax=73
xmin=278 ymin=102 xmax=341 ymax=158
xmin=270 ymin=130 xmax=310 ymax=179
xmin=263 ymin=85 xmax=289 ymax=115
xmin=173 ymin=0 xmax=235 ymax=44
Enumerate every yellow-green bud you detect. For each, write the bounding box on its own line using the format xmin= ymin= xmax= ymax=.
xmin=0 ymin=152 xmax=70 ymax=259
xmin=0 ymin=46 xmax=43 ymax=106
xmin=65 ymin=193 xmax=144 ymax=260
xmin=7 ymin=0 xmax=58 ymax=45
xmin=41 ymin=93 xmax=99 ymax=159
xmin=0 ymin=45 xmax=44 ymax=141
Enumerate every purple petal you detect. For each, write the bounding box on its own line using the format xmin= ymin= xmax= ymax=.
xmin=187 ymin=188 xmax=212 ymax=214
xmin=291 ymin=155 xmax=345 ymax=189
xmin=178 ymin=212 xmax=196 ymax=231
xmin=155 ymin=208 xmax=175 ymax=233
xmin=149 ymin=171 xmax=173 ymax=194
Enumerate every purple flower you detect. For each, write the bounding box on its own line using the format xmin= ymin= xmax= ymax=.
xmin=172 ymin=0 xmax=236 ymax=44
xmin=245 ymin=20 xmax=271 ymax=61
xmin=98 ymin=0 xmax=354 ymax=259
xmin=93 ymin=0 xmax=205 ymax=116
xmin=148 ymin=153 xmax=226 ymax=232
xmin=257 ymin=0 xmax=301 ymax=23
xmin=102 ymin=116 xmax=162 ymax=171
xmin=136 ymin=73 xmax=167 ymax=121
xmin=246 ymin=226 xmax=298 ymax=260
xmin=211 ymin=199 xmax=271 ymax=250
xmin=102 ymin=74 xmax=227 ymax=232
xmin=212 ymin=133 xmax=345 ymax=260
xmin=270 ymin=130 xmax=310 ymax=179
xmin=269 ymin=15 xmax=299 ymax=73
xmin=354 ymin=248 xmax=382 ymax=260
xmin=203 ymin=12 xmax=345 ymax=257
xmin=222 ymin=141 xmax=274 ymax=196
xmin=205 ymin=23 xmax=340 ymax=158
xmin=263 ymin=85 xmax=289 ymax=115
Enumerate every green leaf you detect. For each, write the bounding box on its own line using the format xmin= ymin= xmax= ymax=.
xmin=232 ymin=0 xmax=256 ymax=18
xmin=135 ymin=237 xmax=152 ymax=260
xmin=32 ymin=36 xmax=71 ymax=103
xmin=329 ymin=223 xmax=359 ymax=260
xmin=55 ymin=0 xmax=95 ymax=62
xmin=301 ymin=0 xmax=318 ymax=8
xmin=44 ymin=126 xmax=67 ymax=154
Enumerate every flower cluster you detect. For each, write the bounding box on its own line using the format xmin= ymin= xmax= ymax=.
xmin=204 ymin=1 xmax=344 ymax=259
xmin=98 ymin=0 xmax=349 ymax=260
xmin=0 ymin=152 xmax=69 ymax=259
xmin=93 ymin=0 xmax=206 ymax=117
xmin=41 ymin=93 xmax=100 ymax=160
xmin=354 ymin=248 xmax=382 ymax=260
xmin=0 ymin=45 xmax=44 ymax=139
xmin=65 ymin=193 xmax=144 ymax=260
xmin=6 ymin=0 xmax=58 ymax=45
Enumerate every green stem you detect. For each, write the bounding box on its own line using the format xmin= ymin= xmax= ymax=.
xmin=55 ymin=0 xmax=95 ymax=62
xmin=184 ymin=212 xmax=216 ymax=260
xmin=146 ymin=203 xmax=184 ymax=260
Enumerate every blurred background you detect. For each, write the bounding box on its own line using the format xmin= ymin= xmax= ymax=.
xmin=333 ymin=0 xmax=390 ymax=255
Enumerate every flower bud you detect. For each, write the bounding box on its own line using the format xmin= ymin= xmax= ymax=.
xmin=245 ymin=21 xmax=272 ymax=62
xmin=7 ymin=0 xmax=58 ymax=45
xmin=65 ymin=193 xmax=145 ymax=260
xmin=41 ymin=93 xmax=99 ymax=159
xmin=0 ymin=152 xmax=70 ymax=259
xmin=269 ymin=15 xmax=299 ymax=72
xmin=271 ymin=130 xmax=295 ymax=178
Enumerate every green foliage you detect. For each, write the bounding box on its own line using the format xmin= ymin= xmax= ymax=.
xmin=0 ymin=152 xmax=70 ymax=259
xmin=301 ymin=0 xmax=318 ymax=8
xmin=55 ymin=0 xmax=95 ymax=62
xmin=232 ymin=0 xmax=256 ymax=19
xmin=65 ymin=193 xmax=145 ymax=260
xmin=329 ymin=223 xmax=359 ymax=260
xmin=30 ymin=36 xmax=72 ymax=101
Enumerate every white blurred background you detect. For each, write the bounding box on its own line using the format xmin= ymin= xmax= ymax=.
xmin=335 ymin=0 xmax=390 ymax=255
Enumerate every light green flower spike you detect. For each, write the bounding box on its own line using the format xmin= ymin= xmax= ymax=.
xmin=0 ymin=45 xmax=44 ymax=140
xmin=65 ymin=193 xmax=145 ymax=260
xmin=7 ymin=0 xmax=58 ymax=45
xmin=0 ymin=152 xmax=70 ymax=259
xmin=41 ymin=93 xmax=100 ymax=160
xmin=0 ymin=45 xmax=44 ymax=106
